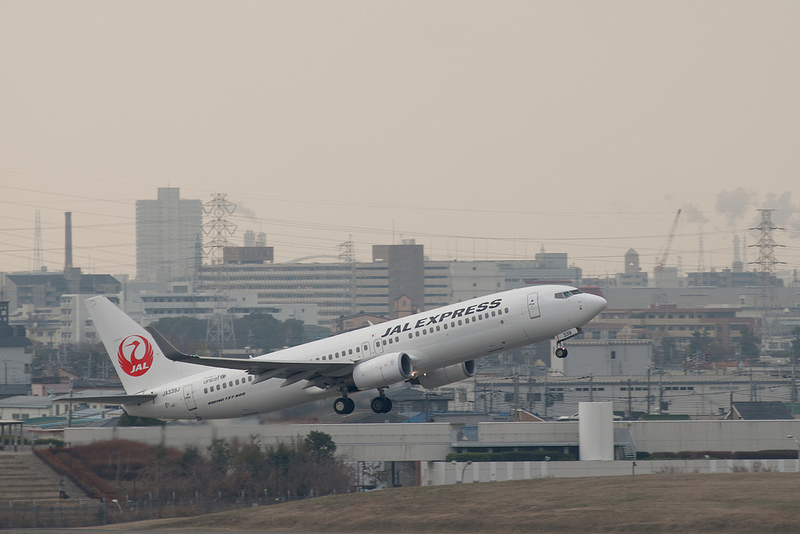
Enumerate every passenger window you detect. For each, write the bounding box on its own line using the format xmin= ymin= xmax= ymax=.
xmin=216 ymin=385 xmax=221 ymax=391
xmin=443 ymin=324 xmax=448 ymax=330
xmin=388 ymin=338 xmax=393 ymax=344
xmin=395 ymin=336 xmax=399 ymax=342
xmin=409 ymin=333 xmax=413 ymax=339
xmin=235 ymin=379 xmax=239 ymax=385
xmin=349 ymin=349 xmax=353 ymax=355
xmin=451 ymin=322 xmax=455 ymax=327
xmin=223 ymin=383 xmax=227 ymax=389
xmin=204 ymin=388 xmax=208 ymax=394
xmin=458 ymin=320 xmax=462 ymax=326
xmin=436 ymin=325 xmax=441 ymax=331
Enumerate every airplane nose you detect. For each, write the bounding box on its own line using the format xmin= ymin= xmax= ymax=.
xmin=585 ymin=294 xmax=607 ymax=317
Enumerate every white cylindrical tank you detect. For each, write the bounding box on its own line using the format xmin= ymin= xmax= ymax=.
xmin=578 ymin=402 xmax=614 ymax=461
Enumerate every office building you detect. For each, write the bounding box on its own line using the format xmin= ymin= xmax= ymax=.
xmin=136 ymin=187 xmax=202 ymax=282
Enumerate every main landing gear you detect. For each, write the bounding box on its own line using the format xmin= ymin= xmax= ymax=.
xmin=333 ymin=396 xmax=355 ymax=415
xmin=555 ymin=344 xmax=568 ymax=359
xmin=370 ymin=393 xmax=392 ymax=414
xmin=332 ymin=389 xmax=394 ymax=415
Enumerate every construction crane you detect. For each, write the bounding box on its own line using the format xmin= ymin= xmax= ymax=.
xmin=655 ymin=209 xmax=681 ymax=272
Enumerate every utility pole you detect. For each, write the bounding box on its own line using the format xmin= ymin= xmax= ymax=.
xmin=544 ymin=372 xmax=549 ymax=419
xmin=627 ymin=378 xmax=633 ymax=419
xmin=646 ymin=368 xmax=651 ymax=415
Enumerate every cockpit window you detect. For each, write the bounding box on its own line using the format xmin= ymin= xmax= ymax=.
xmin=555 ymin=289 xmax=583 ymax=299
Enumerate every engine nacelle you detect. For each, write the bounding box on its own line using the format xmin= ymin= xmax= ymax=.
xmin=414 ymin=360 xmax=476 ymax=389
xmin=352 ymin=352 xmax=414 ymax=390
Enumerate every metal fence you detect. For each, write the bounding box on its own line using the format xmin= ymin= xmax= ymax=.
xmin=0 ymin=494 xmax=307 ymax=529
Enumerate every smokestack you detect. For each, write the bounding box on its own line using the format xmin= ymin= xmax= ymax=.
xmin=65 ymin=212 xmax=73 ymax=271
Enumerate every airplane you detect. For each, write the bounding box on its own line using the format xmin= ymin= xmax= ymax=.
xmin=77 ymin=285 xmax=606 ymax=420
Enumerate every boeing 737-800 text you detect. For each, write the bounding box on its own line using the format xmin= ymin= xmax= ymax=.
xmin=80 ymin=285 xmax=606 ymax=420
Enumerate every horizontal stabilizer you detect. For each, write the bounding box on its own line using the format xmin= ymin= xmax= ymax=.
xmin=55 ymin=394 xmax=157 ymax=405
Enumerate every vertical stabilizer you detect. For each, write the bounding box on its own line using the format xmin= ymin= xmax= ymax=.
xmin=85 ymin=296 xmax=201 ymax=393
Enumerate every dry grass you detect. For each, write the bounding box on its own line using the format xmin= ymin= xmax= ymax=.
xmin=103 ymin=472 xmax=800 ymax=533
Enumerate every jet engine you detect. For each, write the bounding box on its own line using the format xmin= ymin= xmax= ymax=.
xmin=352 ymin=352 xmax=414 ymax=390
xmin=413 ymin=360 xmax=476 ymax=389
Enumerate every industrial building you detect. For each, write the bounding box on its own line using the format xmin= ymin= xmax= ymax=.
xmin=0 ymin=301 xmax=32 ymax=397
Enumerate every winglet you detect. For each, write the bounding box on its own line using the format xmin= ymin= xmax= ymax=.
xmin=145 ymin=326 xmax=193 ymax=361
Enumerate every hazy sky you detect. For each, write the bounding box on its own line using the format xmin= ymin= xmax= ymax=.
xmin=2 ymin=1 xmax=800 ymax=280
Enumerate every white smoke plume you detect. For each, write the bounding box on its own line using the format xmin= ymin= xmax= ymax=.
xmin=715 ymin=188 xmax=754 ymax=228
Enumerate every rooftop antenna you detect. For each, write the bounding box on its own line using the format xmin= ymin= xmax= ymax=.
xmin=338 ymin=236 xmax=356 ymax=314
xmin=33 ymin=210 xmax=43 ymax=271
xmin=697 ymin=229 xmax=705 ymax=272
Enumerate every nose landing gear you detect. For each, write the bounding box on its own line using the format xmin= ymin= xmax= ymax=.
xmin=555 ymin=345 xmax=568 ymax=359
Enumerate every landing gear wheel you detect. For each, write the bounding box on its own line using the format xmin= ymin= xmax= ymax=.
xmin=370 ymin=396 xmax=392 ymax=414
xmin=555 ymin=347 xmax=568 ymax=359
xmin=333 ymin=397 xmax=355 ymax=415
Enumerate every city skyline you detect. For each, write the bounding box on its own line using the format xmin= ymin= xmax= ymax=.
xmin=2 ymin=2 xmax=799 ymax=278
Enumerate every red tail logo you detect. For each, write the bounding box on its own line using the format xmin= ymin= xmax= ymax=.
xmin=117 ymin=335 xmax=154 ymax=377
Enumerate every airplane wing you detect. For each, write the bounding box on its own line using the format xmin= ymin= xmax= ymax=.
xmin=55 ymin=394 xmax=157 ymax=405
xmin=146 ymin=327 xmax=354 ymax=388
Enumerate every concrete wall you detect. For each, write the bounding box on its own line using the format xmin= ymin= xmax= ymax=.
xmin=422 ymin=458 xmax=800 ymax=486
xmin=625 ymin=420 xmax=800 ymax=454
xmin=477 ymin=420 xmax=800 ymax=454
xmin=61 ymin=419 xmax=800 ymax=464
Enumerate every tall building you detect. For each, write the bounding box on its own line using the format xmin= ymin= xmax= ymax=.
xmin=372 ymin=240 xmax=425 ymax=316
xmin=136 ymin=188 xmax=203 ymax=282
xmin=615 ymin=249 xmax=648 ymax=287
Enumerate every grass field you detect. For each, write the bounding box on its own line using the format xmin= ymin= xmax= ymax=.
xmin=104 ymin=472 xmax=800 ymax=533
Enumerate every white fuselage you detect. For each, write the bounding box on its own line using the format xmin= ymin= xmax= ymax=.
xmin=123 ymin=285 xmax=605 ymax=419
